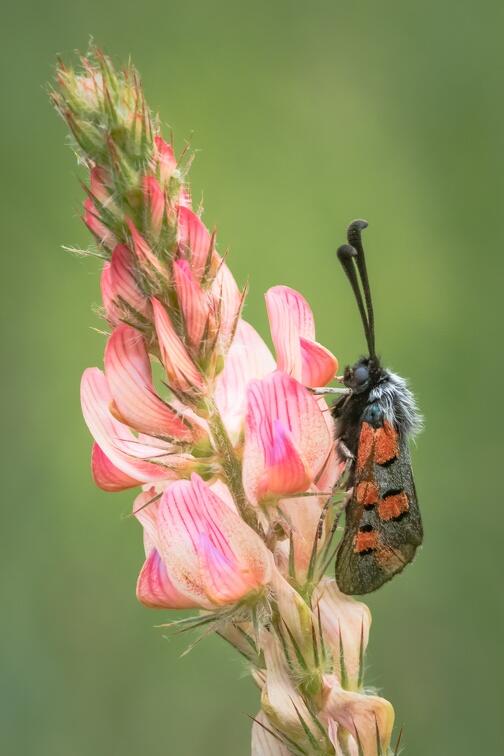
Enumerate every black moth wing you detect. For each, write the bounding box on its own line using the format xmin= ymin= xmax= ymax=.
xmin=335 ymin=416 xmax=423 ymax=595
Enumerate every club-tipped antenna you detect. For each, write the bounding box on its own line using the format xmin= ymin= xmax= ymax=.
xmin=337 ymin=243 xmax=375 ymax=358
xmin=347 ymin=219 xmax=375 ymax=357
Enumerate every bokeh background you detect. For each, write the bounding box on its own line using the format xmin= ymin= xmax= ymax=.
xmin=1 ymin=2 xmax=503 ymax=754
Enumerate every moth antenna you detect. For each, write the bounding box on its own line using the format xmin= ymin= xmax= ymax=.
xmin=337 ymin=244 xmax=374 ymax=357
xmin=347 ymin=219 xmax=376 ymax=358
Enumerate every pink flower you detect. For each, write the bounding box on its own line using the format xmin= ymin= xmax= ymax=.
xmin=81 ymin=367 xmax=191 ymax=491
xmin=135 ymin=474 xmax=273 ymax=609
xmin=265 ymin=285 xmax=338 ymax=386
xmin=242 ymin=370 xmax=332 ymax=503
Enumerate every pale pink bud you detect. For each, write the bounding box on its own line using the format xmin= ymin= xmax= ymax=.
xmin=81 ymin=367 xmax=179 ymax=488
xmin=154 ymin=136 xmax=177 ymax=186
xmin=136 ymin=474 xmax=272 ymax=609
xmin=259 ymin=631 xmax=321 ymax=745
xmin=314 ymin=578 xmax=371 ymax=690
xmin=265 ymin=285 xmax=338 ymax=386
xmin=242 ymin=371 xmax=332 ymax=503
xmin=214 ymin=319 xmax=275 ymax=441
xmin=177 ymin=206 xmax=213 ymax=280
xmin=209 ymin=258 xmax=243 ymax=346
xmin=322 ymin=674 xmax=395 ymax=756
xmin=100 ymin=244 xmax=150 ymax=325
xmin=151 ymin=298 xmax=205 ymax=393
xmin=173 ymin=259 xmax=210 ymax=349
xmin=104 ymin=324 xmax=196 ymax=440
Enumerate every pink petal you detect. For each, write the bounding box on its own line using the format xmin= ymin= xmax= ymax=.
xmin=214 ymin=320 xmax=275 ymax=440
xmin=198 ymin=533 xmax=259 ymax=605
xmin=154 ymin=136 xmax=177 ymax=185
xmin=143 ymin=175 xmax=165 ymax=238
xmin=91 ymin=442 xmax=141 ymax=492
xmin=259 ymin=419 xmax=310 ymax=498
xmin=151 ymin=297 xmax=204 ymax=392
xmin=156 ymin=474 xmax=271 ymax=608
xmin=81 ymin=367 xmax=170 ymax=484
xmin=299 ymin=337 xmax=338 ymax=387
xmin=265 ymin=285 xmax=338 ymax=386
xmin=173 ymin=259 xmax=209 ymax=348
xmin=177 ymin=206 xmax=212 ymax=280
xmin=136 ymin=548 xmax=197 ymax=609
xmin=243 ymin=371 xmax=331 ymax=503
xmin=104 ymin=324 xmax=194 ymax=439
xmin=100 ymin=244 xmax=150 ymax=325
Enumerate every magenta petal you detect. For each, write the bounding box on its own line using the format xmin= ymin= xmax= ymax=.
xmin=136 ymin=548 xmax=197 ymax=609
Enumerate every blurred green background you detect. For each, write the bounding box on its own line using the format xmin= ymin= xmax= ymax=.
xmin=1 ymin=1 xmax=503 ymax=754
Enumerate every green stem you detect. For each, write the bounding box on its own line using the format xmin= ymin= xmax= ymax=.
xmin=208 ymin=404 xmax=260 ymax=533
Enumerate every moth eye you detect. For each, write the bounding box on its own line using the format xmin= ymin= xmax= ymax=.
xmin=353 ymin=365 xmax=369 ymax=385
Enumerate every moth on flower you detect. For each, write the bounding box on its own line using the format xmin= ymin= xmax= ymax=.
xmin=321 ymin=220 xmax=423 ymax=595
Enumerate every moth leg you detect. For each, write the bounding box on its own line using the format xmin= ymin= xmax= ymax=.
xmin=337 ymin=439 xmax=354 ymax=461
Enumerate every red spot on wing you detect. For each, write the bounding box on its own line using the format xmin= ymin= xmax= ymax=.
xmin=378 ymin=491 xmax=409 ymax=521
xmin=354 ymin=530 xmax=379 ymax=553
xmin=374 ymin=420 xmax=399 ymax=465
xmin=356 ymin=422 xmax=374 ymax=472
xmin=355 ymin=481 xmax=380 ymax=506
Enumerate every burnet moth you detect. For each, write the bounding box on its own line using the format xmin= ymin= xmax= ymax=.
xmin=325 ymin=220 xmax=423 ymax=594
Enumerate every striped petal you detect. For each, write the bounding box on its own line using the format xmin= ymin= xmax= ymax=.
xmin=214 ymin=320 xmax=275 ymax=441
xmin=91 ymin=442 xmax=141 ymax=492
xmin=151 ymin=298 xmax=204 ymax=392
xmin=265 ymin=285 xmax=337 ymax=386
xmin=156 ymin=474 xmax=271 ymax=608
xmin=173 ymin=259 xmax=209 ymax=348
xmin=100 ymin=244 xmax=150 ymax=326
xmin=177 ymin=206 xmax=212 ymax=280
xmin=81 ymin=367 xmax=171 ymax=484
xmin=136 ymin=548 xmax=196 ymax=609
xmin=243 ymin=371 xmax=331 ymax=503
xmin=104 ymin=324 xmax=194 ymax=439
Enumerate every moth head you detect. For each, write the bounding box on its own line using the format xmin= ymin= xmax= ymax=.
xmin=344 ymin=356 xmax=383 ymax=394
